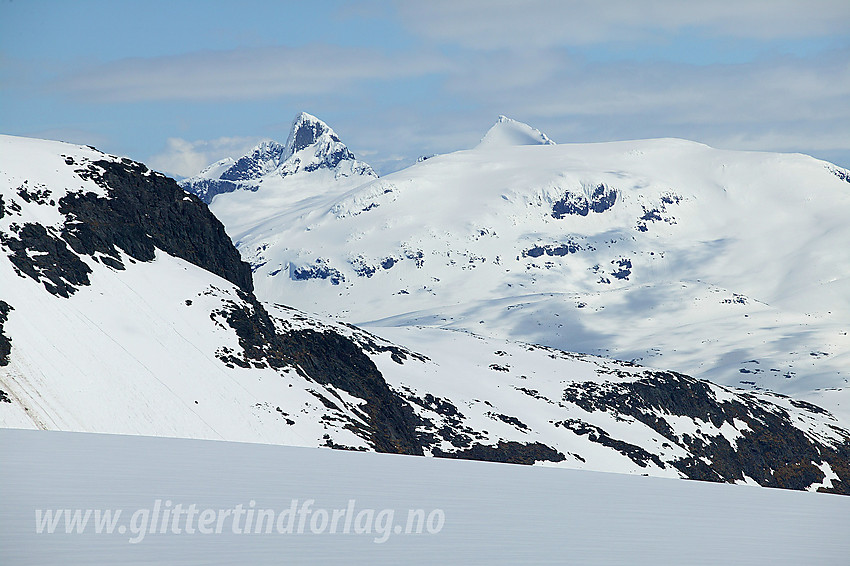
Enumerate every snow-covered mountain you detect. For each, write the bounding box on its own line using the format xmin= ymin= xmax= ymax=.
xmin=3 ymin=134 xmax=850 ymax=492
xmin=2 ymin=133 xmax=850 ymax=492
xmin=181 ymin=112 xmax=376 ymax=204
xmin=477 ymin=114 xmax=556 ymax=148
xmin=0 ymin=134 xmax=407 ymax=450
xmin=204 ymin=116 xmax=850 ymax=428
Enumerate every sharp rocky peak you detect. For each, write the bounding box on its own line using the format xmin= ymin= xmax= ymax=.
xmin=285 ymin=112 xmax=342 ymax=157
xmin=180 ymin=112 xmax=375 ymax=204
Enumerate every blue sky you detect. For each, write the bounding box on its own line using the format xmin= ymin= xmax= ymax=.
xmin=2 ymin=0 xmax=849 ymax=177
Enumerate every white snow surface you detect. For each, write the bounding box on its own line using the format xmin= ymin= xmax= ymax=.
xmin=2 ymin=429 xmax=849 ymax=565
xmin=203 ymin=125 xmax=850 ymax=425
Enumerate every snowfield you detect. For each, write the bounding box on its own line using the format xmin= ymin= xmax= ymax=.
xmin=2 ymin=428 xmax=849 ymax=565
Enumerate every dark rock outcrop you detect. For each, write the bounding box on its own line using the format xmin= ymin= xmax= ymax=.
xmin=831 ymin=167 xmax=850 ymax=183
xmin=220 ymin=141 xmax=286 ymax=182
xmin=433 ymin=441 xmax=566 ymax=465
xmin=1 ymin=157 xmax=253 ymax=297
xmin=213 ymin=291 xmax=423 ymax=455
xmin=552 ymin=184 xmax=617 ymax=218
xmin=64 ymin=159 xmax=253 ymax=292
xmin=290 ymin=260 xmax=345 ymax=285
xmin=183 ymin=178 xmax=244 ymax=204
xmin=554 ymin=418 xmax=664 ymax=469
xmin=0 ymin=300 xmax=12 ymax=366
xmin=523 ymin=240 xmax=587 ymax=258
xmin=563 ymin=371 xmax=850 ymax=493
xmin=2 ymin=223 xmax=92 ymax=297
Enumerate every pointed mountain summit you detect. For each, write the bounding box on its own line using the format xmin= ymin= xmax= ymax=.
xmin=278 ymin=112 xmax=374 ymax=177
xmin=476 ymin=115 xmax=556 ymax=149
xmin=181 ymin=113 xmax=376 ymax=203
xmin=285 ymin=112 xmax=341 ymax=156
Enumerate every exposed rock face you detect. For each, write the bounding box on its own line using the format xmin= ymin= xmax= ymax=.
xmin=523 ymin=241 xmax=586 ymax=258
xmin=64 ymin=159 xmax=253 ymax=292
xmin=180 ymin=178 xmax=241 ymax=203
xmin=2 ymin=157 xmax=253 ymax=297
xmin=287 ymin=113 xmax=338 ymax=154
xmin=0 ymin=300 xmax=12 ymax=366
xmin=831 ymin=167 xmax=850 ymax=183
xmin=552 ymin=184 xmax=618 ymax=218
xmin=562 ymin=371 xmax=850 ymax=494
xmin=212 ymin=291 xmax=422 ymax=455
xmin=2 ymin=222 xmax=92 ymax=298
xmin=289 ymin=259 xmax=345 ymax=285
xmin=220 ymin=141 xmax=286 ymax=182
xmin=432 ymin=441 xmax=566 ymax=465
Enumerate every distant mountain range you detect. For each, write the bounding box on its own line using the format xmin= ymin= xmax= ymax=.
xmin=182 ymin=113 xmax=850 ymax=433
xmin=2 ymin=117 xmax=849 ymax=493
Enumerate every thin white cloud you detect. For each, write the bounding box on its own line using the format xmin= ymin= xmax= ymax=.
xmin=431 ymin=44 xmax=850 ymax=152
xmin=398 ymin=0 xmax=850 ymax=48
xmin=58 ymin=45 xmax=450 ymax=102
xmin=49 ymin=2 xmax=849 ymax=175
xmin=328 ymin=44 xmax=850 ymax=175
xmin=711 ymin=129 xmax=850 ymax=154
xmin=148 ymin=136 xmax=263 ymax=178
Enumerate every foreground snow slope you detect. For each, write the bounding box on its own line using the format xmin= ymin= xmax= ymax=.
xmin=206 ymin=119 xmax=850 ymax=416
xmin=2 ymin=429 xmax=849 ymax=566
xmin=3 ymin=134 xmax=849 ymax=493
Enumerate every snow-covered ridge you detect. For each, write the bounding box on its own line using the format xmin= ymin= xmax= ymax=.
xmin=0 ymin=134 xmax=113 ymax=220
xmin=180 ymin=112 xmax=376 ymax=204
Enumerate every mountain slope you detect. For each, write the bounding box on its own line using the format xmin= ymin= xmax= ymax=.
xmin=0 ymin=134 xmax=415 ymax=451
xmin=2 ymin=134 xmax=849 ymax=493
xmin=203 ymin=118 xmax=850 ymax=422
